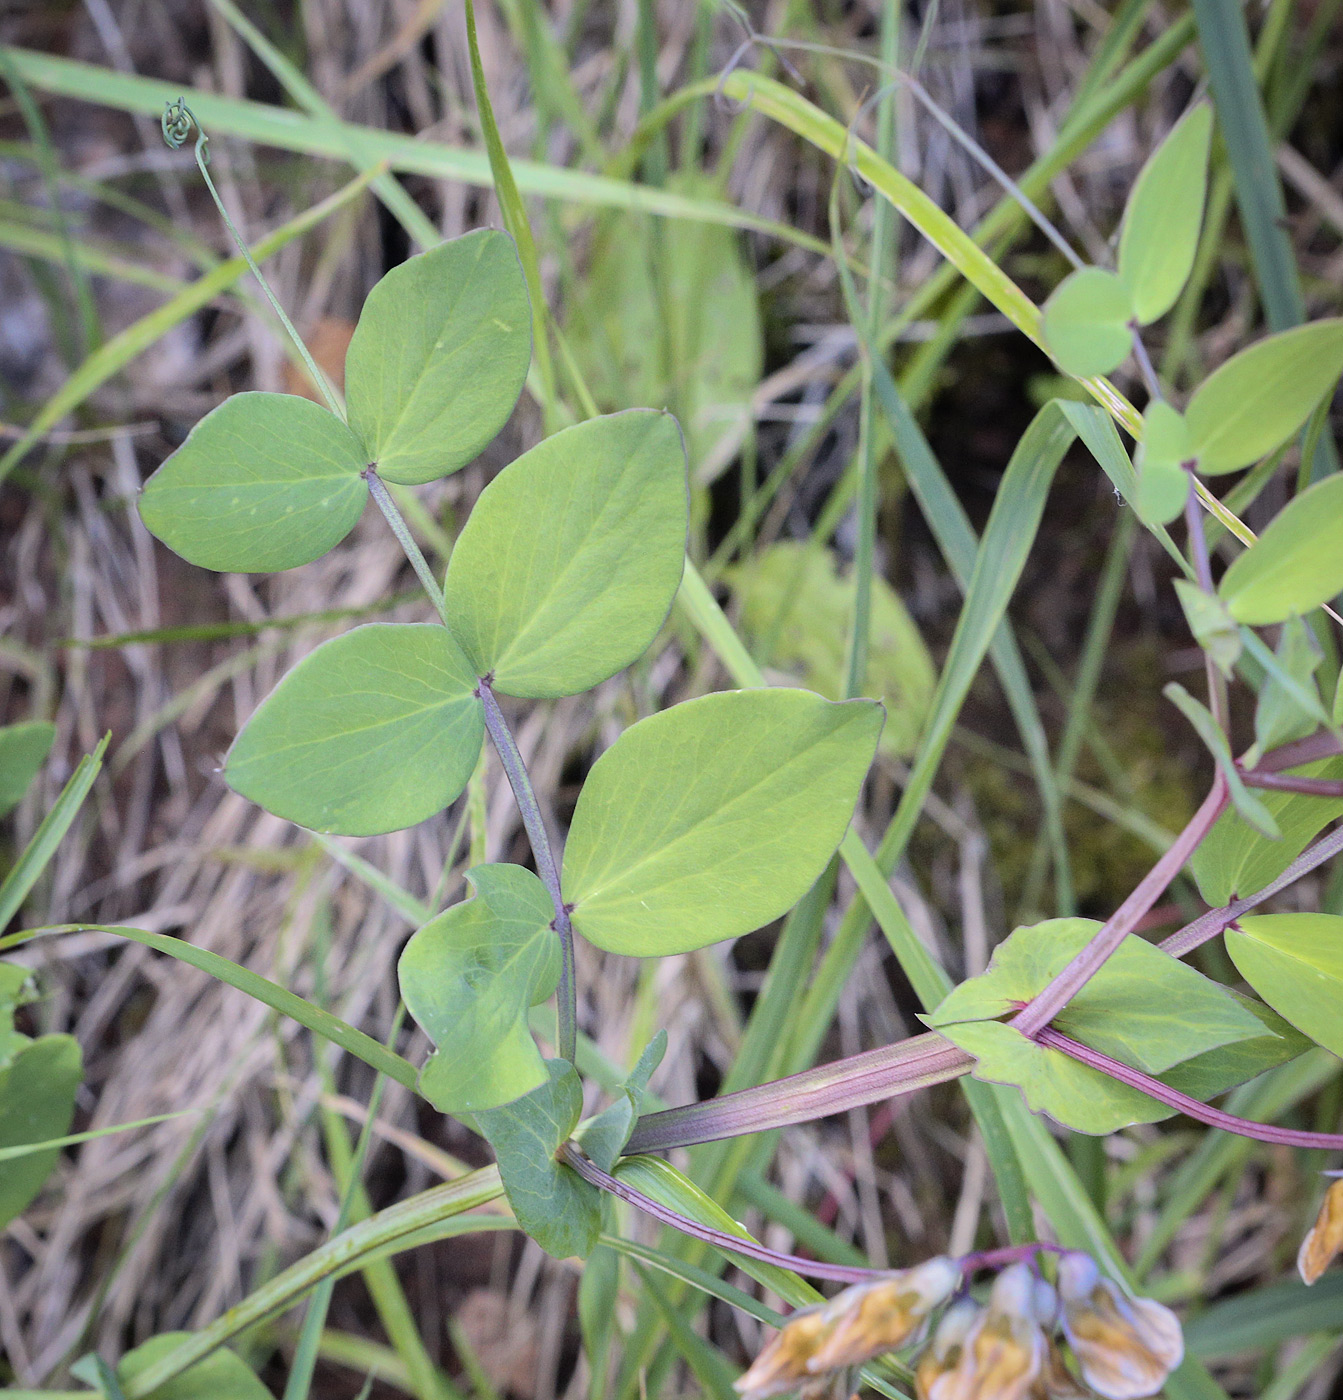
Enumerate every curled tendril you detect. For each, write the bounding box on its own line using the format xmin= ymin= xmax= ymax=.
xmin=162 ymin=97 xmax=209 ymax=164
xmin=158 ymin=94 xmax=340 ymax=416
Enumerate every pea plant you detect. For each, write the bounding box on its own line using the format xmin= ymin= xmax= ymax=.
xmin=7 ymin=65 xmax=1343 ymax=1400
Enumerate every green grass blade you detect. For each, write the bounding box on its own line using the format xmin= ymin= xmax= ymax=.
xmin=0 ymin=47 xmax=834 ymax=257
xmin=635 ymin=1266 xmax=739 ymax=1400
xmin=1183 ymin=1275 xmax=1343 ymax=1358
xmin=206 ymin=0 xmax=439 ymax=251
xmin=0 ymin=215 xmax=187 ymax=290
xmin=463 ymin=0 xmax=557 ymax=424
xmin=0 ymin=923 xmax=417 ymax=1090
xmin=867 ymin=353 xmax=1072 ymax=914
xmin=1190 ymin=0 xmax=1337 ymax=483
xmin=876 ymin=402 xmax=1076 ymax=873
xmin=0 ymin=734 xmax=107 ymax=929
xmin=115 ymin=1169 xmax=504 ymax=1398
xmin=1190 ymin=0 xmax=1302 ymax=332
xmin=0 ymin=1110 xmax=195 ymax=1163
xmin=0 ymin=47 xmax=99 ymax=355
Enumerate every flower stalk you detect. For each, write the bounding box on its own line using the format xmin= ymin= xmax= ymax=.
xmin=1036 ymin=1026 xmax=1343 ymax=1151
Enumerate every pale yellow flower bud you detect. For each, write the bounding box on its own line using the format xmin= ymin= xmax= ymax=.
xmin=914 ymin=1299 xmax=980 ymax=1400
xmin=805 ymin=1257 xmax=960 ymax=1372
xmin=734 ymin=1308 xmax=837 ymax=1400
xmin=1298 ymin=1178 xmax=1343 ymax=1285
xmin=1056 ymin=1252 xmax=1183 ymax=1399
xmin=921 ymin=1264 xmax=1046 ymax=1400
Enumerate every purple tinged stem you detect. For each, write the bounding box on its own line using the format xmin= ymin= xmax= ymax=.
xmin=557 ymin=1142 xmax=885 ymax=1283
xmin=1239 ymin=770 xmax=1343 ymax=797
xmin=477 ymin=679 xmax=577 ymax=1065
xmin=1160 ymin=820 xmax=1343 ymax=958
xmin=1036 ymin=1026 xmax=1343 ymax=1150
xmin=625 ymin=1033 xmax=972 ymax=1154
xmin=1012 ymin=776 xmax=1229 ymax=1039
xmin=1258 ymin=729 xmax=1343 ymax=772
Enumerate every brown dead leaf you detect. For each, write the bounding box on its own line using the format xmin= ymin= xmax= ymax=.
xmin=282 ymin=316 xmax=355 ymax=401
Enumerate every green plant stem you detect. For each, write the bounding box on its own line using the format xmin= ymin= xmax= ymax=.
xmin=108 ymin=1169 xmax=505 ymax=1399
xmin=476 ymin=679 xmax=577 ymax=1066
xmin=285 ymin=1007 xmax=407 ymax=1400
xmin=364 ymin=471 xmax=449 ymax=626
xmin=161 ymin=98 xmax=343 ymax=417
xmin=1184 ymin=466 xmax=1231 ymax=737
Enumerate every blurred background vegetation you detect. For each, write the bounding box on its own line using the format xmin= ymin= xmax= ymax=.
xmin=1 ymin=1 xmax=1342 ymax=1396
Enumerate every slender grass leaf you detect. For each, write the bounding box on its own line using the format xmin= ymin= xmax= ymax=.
xmin=0 ymin=47 xmax=839 ymax=262
xmin=636 ymin=1266 xmax=739 ymax=1400
xmin=346 ymin=230 xmax=531 ymax=484
xmin=613 ymin=1156 xmax=819 ymax=1307
xmin=0 ymin=721 xmax=55 ymax=817
xmin=138 ymin=393 xmax=368 ymax=572
xmin=1219 ymin=474 xmax=1343 ymax=624
xmin=118 ymin=1333 xmax=271 ymax=1400
xmin=462 ymin=0 xmax=555 ymax=419
xmin=728 ymin=543 xmax=935 ymax=758
xmin=563 ymin=689 xmax=882 ymax=956
xmin=205 ymin=0 xmax=439 ymax=254
xmin=0 ymin=735 xmax=107 ymax=931
xmin=872 ymin=400 xmax=1077 ymax=868
xmin=475 ymin=1059 xmax=601 ymax=1260
xmin=0 ymin=1033 xmax=80 ymax=1227
xmin=1118 ymin=103 xmax=1213 ymax=324
xmin=579 ymin=1242 xmax=620 ymax=1400
xmin=398 ymin=864 xmax=559 ymax=1114
xmin=1183 ymin=1274 xmax=1343 ymax=1358
xmin=1188 ymin=0 xmax=1304 ymax=334
xmin=1185 ymin=321 xmax=1343 ymax=475
xmin=0 ymin=923 xmax=417 ymax=1089
xmin=444 ymin=411 xmax=688 ymax=698
xmin=1225 ymin=914 xmax=1343 ymax=1057
xmin=1041 ymin=267 xmax=1134 ymax=377
xmin=869 ymin=360 xmax=1070 ymax=914
xmin=225 ymin=624 xmax=483 ymax=836
xmin=0 ymin=1109 xmax=196 ymax=1163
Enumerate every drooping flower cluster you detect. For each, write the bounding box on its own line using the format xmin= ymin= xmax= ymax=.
xmin=734 ymin=1252 xmax=1183 ymax=1400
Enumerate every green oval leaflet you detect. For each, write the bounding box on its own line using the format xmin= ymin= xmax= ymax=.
xmin=1117 ymin=103 xmax=1213 ymax=325
xmin=225 ymin=623 xmax=484 ymax=836
xmin=1225 ymin=914 xmax=1343 ymax=1058
xmin=138 ymin=392 xmax=369 ymax=573
xmin=562 ymin=688 xmax=883 ymax=957
xmin=1185 ymin=320 xmax=1343 ymax=475
xmin=444 ymin=410 xmax=689 ymax=698
xmin=1040 ymin=266 xmax=1133 ymax=378
xmin=345 ymin=228 xmax=532 ymax=485
xmin=1218 ymin=473 xmax=1343 ymax=625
